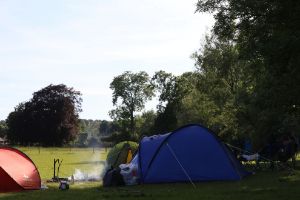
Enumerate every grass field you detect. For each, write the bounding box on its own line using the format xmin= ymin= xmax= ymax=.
xmin=0 ymin=147 xmax=300 ymax=200
xmin=17 ymin=147 xmax=108 ymax=180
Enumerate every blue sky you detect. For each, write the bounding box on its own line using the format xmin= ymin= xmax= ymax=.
xmin=0 ymin=0 xmax=213 ymax=120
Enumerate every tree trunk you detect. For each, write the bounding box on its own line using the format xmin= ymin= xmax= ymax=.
xmin=130 ymin=112 xmax=134 ymax=136
xmin=130 ymin=106 xmax=135 ymax=138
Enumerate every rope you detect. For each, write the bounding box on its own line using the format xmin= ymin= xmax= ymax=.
xmin=166 ymin=143 xmax=196 ymax=189
xmin=225 ymin=143 xmax=295 ymax=172
xmin=225 ymin=143 xmax=273 ymax=162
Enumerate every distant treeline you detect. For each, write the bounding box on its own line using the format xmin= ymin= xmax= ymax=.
xmin=76 ymin=119 xmax=114 ymax=147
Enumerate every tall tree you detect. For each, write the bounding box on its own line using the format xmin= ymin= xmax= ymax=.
xmin=196 ymin=0 xmax=300 ymax=145
xmin=109 ymin=71 xmax=154 ymax=138
xmin=135 ymin=110 xmax=157 ymax=137
xmin=99 ymin=120 xmax=110 ymax=136
xmin=151 ymin=71 xmax=197 ymax=133
xmin=6 ymin=84 xmax=82 ymax=146
xmin=151 ymin=71 xmax=179 ymax=133
xmin=191 ymin=36 xmax=252 ymax=139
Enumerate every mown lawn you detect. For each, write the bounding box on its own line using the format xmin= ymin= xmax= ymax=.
xmin=0 ymin=148 xmax=300 ymax=200
xmin=17 ymin=147 xmax=108 ymax=180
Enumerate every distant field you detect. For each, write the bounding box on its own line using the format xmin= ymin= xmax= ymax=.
xmin=0 ymin=147 xmax=300 ymax=200
xmin=17 ymin=147 xmax=108 ymax=180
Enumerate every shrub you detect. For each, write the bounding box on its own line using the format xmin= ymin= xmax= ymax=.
xmin=106 ymin=141 xmax=139 ymax=168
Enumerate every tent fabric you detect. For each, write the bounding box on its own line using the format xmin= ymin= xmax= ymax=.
xmin=0 ymin=147 xmax=41 ymax=192
xmin=137 ymin=124 xmax=249 ymax=184
xmin=0 ymin=167 xmax=23 ymax=192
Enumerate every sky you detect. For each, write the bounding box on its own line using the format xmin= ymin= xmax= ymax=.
xmin=0 ymin=0 xmax=214 ymax=120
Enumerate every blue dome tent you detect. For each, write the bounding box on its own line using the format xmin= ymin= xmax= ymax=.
xmin=135 ymin=124 xmax=249 ymax=184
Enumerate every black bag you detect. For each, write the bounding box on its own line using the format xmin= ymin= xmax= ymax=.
xmin=103 ymin=167 xmax=125 ymax=187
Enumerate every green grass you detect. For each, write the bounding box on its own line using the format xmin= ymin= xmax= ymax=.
xmin=17 ymin=147 xmax=108 ymax=180
xmin=1 ymin=148 xmax=300 ymax=200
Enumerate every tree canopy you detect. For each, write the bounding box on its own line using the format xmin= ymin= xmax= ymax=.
xmin=109 ymin=71 xmax=154 ymax=140
xmin=195 ymin=0 xmax=300 ymax=146
xmin=6 ymin=84 xmax=82 ymax=146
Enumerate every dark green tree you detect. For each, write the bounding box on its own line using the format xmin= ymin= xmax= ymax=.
xmin=135 ymin=110 xmax=157 ymax=137
xmin=6 ymin=103 xmax=30 ymax=144
xmin=99 ymin=120 xmax=110 ymax=136
xmin=192 ymin=35 xmax=253 ymax=138
xmin=109 ymin=71 xmax=154 ymax=139
xmin=151 ymin=71 xmax=197 ymax=133
xmin=196 ymin=0 xmax=300 ymax=145
xmin=151 ymin=71 xmax=179 ymax=133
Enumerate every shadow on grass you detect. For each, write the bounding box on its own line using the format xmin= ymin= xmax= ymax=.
xmin=1 ymin=170 xmax=300 ymax=200
xmin=243 ymin=159 xmax=300 ymax=173
xmin=67 ymin=161 xmax=106 ymax=165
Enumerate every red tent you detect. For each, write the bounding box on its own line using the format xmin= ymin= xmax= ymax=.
xmin=0 ymin=147 xmax=41 ymax=193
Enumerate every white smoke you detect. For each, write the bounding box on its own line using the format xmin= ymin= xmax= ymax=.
xmin=68 ymin=150 xmax=108 ymax=182
xmin=70 ymin=168 xmax=101 ymax=181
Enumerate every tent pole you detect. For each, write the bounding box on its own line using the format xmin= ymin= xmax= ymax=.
xmin=166 ymin=143 xmax=196 ymax=189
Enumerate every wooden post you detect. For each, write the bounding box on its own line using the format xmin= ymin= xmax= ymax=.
xmin=53 ymin=159 xmax=57 ymax=179
xmin=53 ymin=159 xmax=63 ymax=180
xmin=57 ymin=160 xmax=63 ymax=178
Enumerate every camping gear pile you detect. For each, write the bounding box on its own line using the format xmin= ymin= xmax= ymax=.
xmin=59 ymin=180 xmax=69 ymax=190
xmin=0 ymin=147 xmax=41 ymax=193
xmin=104 ymin=124 xmax=250 ymax=186
xmin=119 ymin=155 xmax=139 ymax=185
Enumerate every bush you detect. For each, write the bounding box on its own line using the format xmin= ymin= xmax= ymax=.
xmin=106 ymin=141 xmax=139 ymax=168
